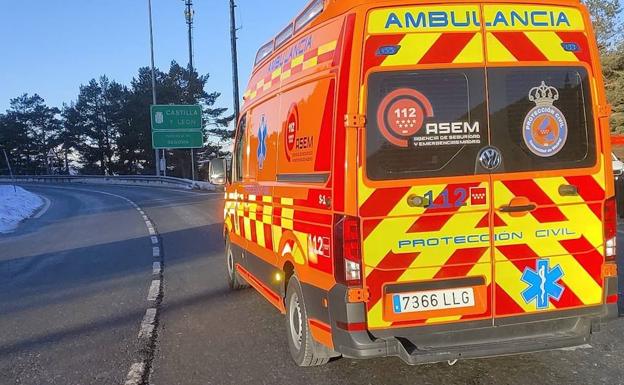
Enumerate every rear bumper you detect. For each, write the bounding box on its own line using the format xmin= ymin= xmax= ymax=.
xmin=328 ymin=284 xmax=619 ymax=365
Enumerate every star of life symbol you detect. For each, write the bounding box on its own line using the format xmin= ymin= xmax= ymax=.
xmin=257 ymin=115 xmax=268 ymax=170
xmin=521 ymin=259 xmax=564 ymax=309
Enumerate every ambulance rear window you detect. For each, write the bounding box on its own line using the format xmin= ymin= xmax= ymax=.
xmin=487 ymin=67 xmax=596 ymax=172
xmin=366 ymin=69 xmax=487 ymax=181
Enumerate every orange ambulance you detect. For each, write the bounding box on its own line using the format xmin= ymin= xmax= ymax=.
xmin=213 ymin=0 xmax=620 ymax=366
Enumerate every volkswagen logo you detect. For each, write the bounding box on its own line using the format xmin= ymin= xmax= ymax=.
xmin=478 ymin=147 xmax=502 ymax=170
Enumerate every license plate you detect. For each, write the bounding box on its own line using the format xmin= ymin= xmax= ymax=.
xmin=392 ymin=287 xmax=476 ymax=314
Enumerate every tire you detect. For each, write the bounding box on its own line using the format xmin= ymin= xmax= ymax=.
xmin=285 ymin=276 xmax=331 ymax=367
xmin=225 ymin=237 xmax=248 ymax=290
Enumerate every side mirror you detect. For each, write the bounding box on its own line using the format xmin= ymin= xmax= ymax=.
xmin=208 ymin=158 xmax=227 ymax=186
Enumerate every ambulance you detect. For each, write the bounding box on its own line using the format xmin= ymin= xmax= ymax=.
xmin=210 ymin=0 xmax=620 ymax=366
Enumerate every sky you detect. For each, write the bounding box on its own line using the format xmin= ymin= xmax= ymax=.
xmin=0 ymin=0 xmax=305 ymax=114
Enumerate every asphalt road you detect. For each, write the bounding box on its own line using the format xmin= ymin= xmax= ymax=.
xmin=0 ymin=184 xmax=622 ymax=385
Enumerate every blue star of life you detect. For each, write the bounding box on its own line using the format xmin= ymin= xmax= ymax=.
xmin=257 ymin=116 xmax=268 ymax=170
xmin=521 ymin=259 xmax=564 ymax=309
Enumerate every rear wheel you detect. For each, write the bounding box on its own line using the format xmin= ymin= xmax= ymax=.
xmin=285 ymin=276 xmax=331 ymax=366
xmin=225 ymin=237 xmax=248 ymax=290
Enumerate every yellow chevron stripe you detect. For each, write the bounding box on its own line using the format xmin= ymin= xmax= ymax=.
xmin=381 ymin=33 xmax=441 ymax=67
xmin=318 ymin=40 xmax=337 ymax=55
xmin=495 ymin=253 xmax=536 ymax=312
xmin=453 ymin=33 xmax=484 ymax=64
xmin=248 ymin=203 xmax=258 ymax=221
xmin=291 ymin=54 xmax=304 ymax=68
xmin=256 ymin=220 xmax=265 ymax=248
xmin=272 ymin=225 xmax=282 ymax=253
xmin=294 ymin=232 xmax=307 ymax=265
xmin=486 ymin=32 xmax=517 ymax=62
xmin=593 ymin=156 xmax=607 ymax=189
xmin=243 ymin=217 xmax=252 ymax=241
xmin=280 ymin=69 xmax=292 ymax=81
xmin=262 ymin=205 xmax=273 ymax=225
xmin=282 ymin=207 xmax=294 ymax=230
xmin=368 ymin=302 xmax=391 ymax=328
xmin=525 ymin=32 xmax=579 ymax=62
xmin=303 ymin=56 xmax=318 ymax=71
xmin=358 ymin=169 xmax=375 ymax=208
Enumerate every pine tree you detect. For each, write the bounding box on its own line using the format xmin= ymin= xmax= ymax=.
xmin=582 ymin=0 xmax=622 ymax=52
xmin=1 ymin=94 xmax=61 ymax=174
xmin=582 ymin=0 xmax=624 ymax=132
xmin=73 ymin=77 xmax=129 ymax=174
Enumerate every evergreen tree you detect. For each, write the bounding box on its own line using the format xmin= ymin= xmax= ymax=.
xmin=1 ymin=94 xmax=61 ymax=174
xmin=582 ymin=0 xmax=622 ymax=52
xmin=73 ymin=77 xmax=129 ymax=174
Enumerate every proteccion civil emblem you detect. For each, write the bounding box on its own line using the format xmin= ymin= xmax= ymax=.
xmin=522 ymin=81 xmax=568 ymax=158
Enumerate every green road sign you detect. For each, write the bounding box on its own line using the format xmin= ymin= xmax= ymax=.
xmin=152 ymin=131 xmax=204 ymax=149
xmin=151 ymin=105 xmax=203 ymax=149
xmin=151 ymin=105 xmax=203 ymax=131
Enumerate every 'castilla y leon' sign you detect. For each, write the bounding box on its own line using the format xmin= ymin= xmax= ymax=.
xmin=150 ymin=105 xmax=204 ymax=149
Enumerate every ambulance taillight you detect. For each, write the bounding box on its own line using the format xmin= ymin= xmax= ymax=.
xmin=334 ymin=216 xmax=362 ymax=286
xmin=604 ymin=197 xmax=617 ymax=261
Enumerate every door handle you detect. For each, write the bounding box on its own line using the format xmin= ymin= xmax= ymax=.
xmin=559 ymin=184 xmax=579 ymax=196
xmin=499 ymin=204 xmax=537 ymax=213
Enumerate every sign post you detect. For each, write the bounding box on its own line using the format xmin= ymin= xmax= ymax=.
xmin=2 ymin=149 xmax=16 ymax=193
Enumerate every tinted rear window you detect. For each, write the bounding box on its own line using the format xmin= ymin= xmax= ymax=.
xmin=366 ymin=69 xmax=487 ymax=181
xmin=487 ymin=67 xmax=596 ymax=172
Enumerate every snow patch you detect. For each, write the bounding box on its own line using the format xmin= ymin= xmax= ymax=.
xmin=0 ymin=185 xmax=44 ymax=234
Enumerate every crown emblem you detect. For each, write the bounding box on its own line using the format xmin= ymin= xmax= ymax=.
xmin=529 ymin=81 xmax=560 ymax=107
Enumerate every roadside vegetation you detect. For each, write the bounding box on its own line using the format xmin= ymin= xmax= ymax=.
xmin=0 ymin=62 xmax=233 ymax=178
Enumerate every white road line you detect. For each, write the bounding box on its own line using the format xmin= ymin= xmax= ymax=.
xmin=148 ymin=227 xmax=156 ymax=236
xmin=147 ymin=280 xmax=161 ymax=301
xmin=142 ymin=215 xmax=149 ymax=221
xmin=151 ymin=236 xmax=159 ymax=245
xmin=153 ymin=262 xmax=161 ymax=275
xmin=124 ymin=362 xmax=145 ymax=385
xmin=33 ymin=196 xmax=52 ymax=219
xmin=153 ymin=247 xmax=161 ymax=258
xmin=560 ymin=344 xmax=593 ymax=351
xmin=138 ymin=308 xmax=158 ymax=339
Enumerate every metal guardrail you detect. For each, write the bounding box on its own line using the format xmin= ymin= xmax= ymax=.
xmin=0 ymin=175 xmax=216 ymax=191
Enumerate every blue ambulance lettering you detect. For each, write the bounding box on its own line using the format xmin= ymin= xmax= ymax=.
xmin=384 ymin=10 xmax=481 ymax=29
xmin=486 ymin=10 xmax=571 ymax=28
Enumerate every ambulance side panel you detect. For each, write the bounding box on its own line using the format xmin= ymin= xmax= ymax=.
xmin=229 ymin=15 xmax=348 ymax=347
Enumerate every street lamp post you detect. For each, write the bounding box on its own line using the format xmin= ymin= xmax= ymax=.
xmin=184 ymin=0 xmax=196 ymax=181
xmin=148 ymin=0 xmax=162 ymax=176
xmin=229 ymin=0 xmax=241 ymax=121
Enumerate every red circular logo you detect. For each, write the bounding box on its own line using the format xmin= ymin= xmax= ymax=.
xmin=284 ymin=104 xmax=298 ymax=161
xmin=376 ymin=89 xmax=434 ymax=148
